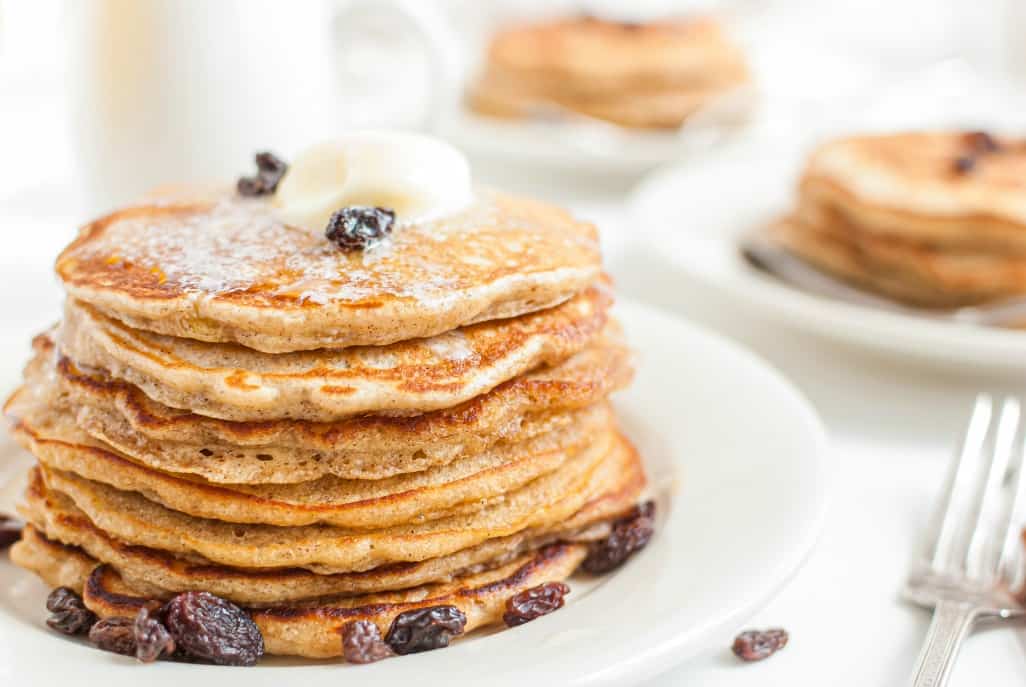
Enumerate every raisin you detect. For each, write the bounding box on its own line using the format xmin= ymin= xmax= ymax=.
xmin=45 ymin=586 xmax=97 ymax=635
xmin=89 ymin=617 xmax=137 ymax=657
xmin=953 ymin=155 xmax=976 ymax=174
xmin=0 ymin=513 xmax=22 ymax=549
xmin=341 ymin=620 xmax=393 ymax=664
xmin=965 ymin=130 xmax=1001 ymax=153
xmin=581 ymin=500 xmax=656 ymax=574
xmin=503 ymin=582 xmax=570 ymax=627
xmin=325 ymin=206 xmax=395 ymax=251
xmin=134 ymin=606 xmax=176 ymax=663
xmin=162 ymin=591 xmax=264 ymax=666
xmin=732 ymin=628 xmax=788 ymax=662
xmin=237 ymin=151 xmax=288 ymax=197
xmin=385 ymin=605 xmax=466 ymax=655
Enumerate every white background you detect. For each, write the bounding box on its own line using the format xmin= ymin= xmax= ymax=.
xmin=3 ymin=1 xmax=1026 ymax=684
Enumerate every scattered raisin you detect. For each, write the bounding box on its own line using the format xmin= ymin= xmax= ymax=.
xmin=503 ymin=582 xmax=570 ymax=627
xmin=89 ymin=617 xmax=137 ymax=657
xmin=341 ymin=620 xmax=393 ymax=664
xmin=0 ymin=513 xmax=22 ymax=549
xmin=732 ymin=628 xmax=788 ymax=662
xmin=45 ymin=587 xmax=97 ymax=635
xmin=134 ymin=606 xmax=176 ymax=663
xmin=582 ymin=500 xmax=656 ymax=574
xmin=325 ymin=206 xmax=395 ymax=251
xmin=385 ymin=605 xmax=466 ymax=655
xmin=953 ymin=155 xmax=976 ymax=174
xmin=237 ymin=152 xmax=288 ymax=197
xmin=162 ymin=591 xmax=264 ymax=666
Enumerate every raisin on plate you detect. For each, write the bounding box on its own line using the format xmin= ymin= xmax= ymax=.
xmin=162 ymin=591 xmax=264 ymax=666
xmin=385 ymin=605 xmax=466 ymax=655
xmin=89 ymin=617 xmax=137 ymax=657
xmin=732 ymin=628 xmax=789 ymax=662
xmin=503 ymin=582 xmax=570 ymax=627
xmin=341 ymin=620 xmax=393 ymax=664
xmin=582 ymin=500 xmax=656 ymax=574
xmin=46 ymin=587 xmax=97 ymax=636
xmin=134 ymin=606 xmax=176 ymax=663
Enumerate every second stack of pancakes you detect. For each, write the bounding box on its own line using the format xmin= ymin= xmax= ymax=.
xmin=6 ymin=183 xmax=646 ymax=658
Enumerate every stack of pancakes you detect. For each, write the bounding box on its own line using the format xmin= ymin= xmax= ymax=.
xmin=467 ymin=15 xmax=749 ymax=130
xmin=5 ymin=189 xmax=646 ymax=658
xmin=768 ymin=131 xmax=1026 ymax=308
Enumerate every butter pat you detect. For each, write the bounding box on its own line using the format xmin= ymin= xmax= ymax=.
xmin=274 ymin=131 xmax=473 ymax=230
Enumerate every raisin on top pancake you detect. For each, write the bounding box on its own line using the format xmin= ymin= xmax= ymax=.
xmin=800 ymin=131 xmax=1026 ymax=251
xmin=56 ymin=189 xmax=602 ymax=353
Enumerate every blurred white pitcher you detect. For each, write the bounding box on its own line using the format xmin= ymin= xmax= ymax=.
xmin=65 ymin=0 xmax=348 ymax=210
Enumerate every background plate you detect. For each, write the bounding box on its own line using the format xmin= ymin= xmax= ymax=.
xmin=630 ymin=140 xmax=1026 ymax=371
xmin=0 ymin=300 xmax=828 ymax=686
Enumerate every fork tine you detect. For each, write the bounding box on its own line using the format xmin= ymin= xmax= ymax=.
xmin=928 ymin=394 xmax=993 ymax=573
xmin=966 ymin=398 xmax=1020 ymax=581
xmin=997 ymin=414 xmax=1026 ymax=590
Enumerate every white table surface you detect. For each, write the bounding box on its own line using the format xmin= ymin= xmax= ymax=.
xmin=3 ymin=187 xmax=1026 ymax=687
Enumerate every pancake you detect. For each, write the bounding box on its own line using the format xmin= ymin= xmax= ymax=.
xmin=467 ymin=15 xmax=749 ymax=129
xmin=8 ymin=384 xmax=613 ymax=527
xmin=761 ymin=132 xmax=1026 ymax=307
xmin=21 ymin=467 xmax=638 ymax=605
xmin=12 ymin=528 xmax=588 ymax=659
xmin=46 ymin=325 xmax=633 ymax=483
xmin=798 ymin=131 xmax=1026 ymax=252
xmin=55 ymin=190 xmax=602 ymax=353
xmin=58 ymin=285 xmax=611 ymax=422
xmin=767 ymin=215 xmax=1026 ymax=308
xmin=31 ymin=429 xmax=638 ymax=573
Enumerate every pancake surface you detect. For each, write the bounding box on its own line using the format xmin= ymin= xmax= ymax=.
xmin=56 ymin=190 xmax=602 ymax=353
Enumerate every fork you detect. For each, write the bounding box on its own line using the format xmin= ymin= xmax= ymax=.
xmin=904 ymin=395 xmax=1026 ymax=687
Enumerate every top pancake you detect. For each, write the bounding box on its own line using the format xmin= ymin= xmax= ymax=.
xmin=800 ymin=131 xmax=1026 ymax=251
xmin=56 ymin=189 xmax=602 ymax=353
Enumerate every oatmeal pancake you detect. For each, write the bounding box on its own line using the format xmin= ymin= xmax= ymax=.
xmin=30 ymin=429 xmax=639 ymax=573
xmin=7 ymin=383 xmax=613 ymax=528
xmin=468 ymin=15 xmax=749 ymax=129
xmin=43 ymin=324 xmax=632 ymax=483
xmin=56 ymin=190 xmax=602 ymax=353
xmin=12 ymin=528 xmax=588 ymax=659
xmin=799 ymin=131 xmax=1026 ymax=251
xmin=20 ymin=468 xmax=638 ymax=605
xmin=58 ymin=285 xmax=611 ymax=422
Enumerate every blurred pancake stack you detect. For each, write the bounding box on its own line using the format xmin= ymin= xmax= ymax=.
xmin=767 ymin=131 xmax=1026 ymax=308
xmin=467 ymin=14 xmax=749 ymax=130
xmin=4 ymin=135 xmax=651 ymax=661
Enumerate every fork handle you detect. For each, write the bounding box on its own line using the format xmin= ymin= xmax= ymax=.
xmin=911 ymin=600 xmax=979 ymax=687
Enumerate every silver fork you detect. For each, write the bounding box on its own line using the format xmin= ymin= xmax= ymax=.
xmin=904 ymin=395 xmax=1026 ymax=687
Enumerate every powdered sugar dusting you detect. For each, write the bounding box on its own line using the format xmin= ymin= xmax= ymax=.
xmin=70 ymin=190 xmax=599 ymax=310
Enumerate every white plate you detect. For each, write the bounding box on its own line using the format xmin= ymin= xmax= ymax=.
xmin=437 ymin=98 xmax=755 ymax=177
xmin=0 ymin=300 xmax=828 ymax=687
xmin=631 ymin=144 xmax=1026 ymax=370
